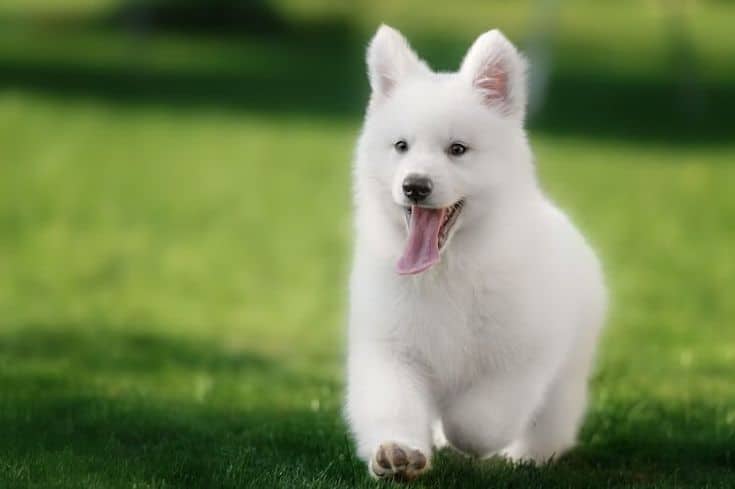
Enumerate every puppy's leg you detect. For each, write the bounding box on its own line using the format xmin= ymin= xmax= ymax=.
xmin=500 ymin=371 xmax=587 ymax=464
xmin=432 ymin=419 xmax=449 ymax=449
xmin=441 ymin=372 xmax=547 ymax=458
xmin=346 ymin=345 xmax=434 ymax=480
xmin=502 ymin=327 xmax=599 ymax=463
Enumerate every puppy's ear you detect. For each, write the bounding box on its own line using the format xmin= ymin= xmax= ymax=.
xmin=460 ymin=30 xmax=527 ymax=120
xmin=366 ymin=25 xmax=429 ymax=104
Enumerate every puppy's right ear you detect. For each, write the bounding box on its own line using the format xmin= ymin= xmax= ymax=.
xmin=367 ymin=25 xmax=429 ymax=104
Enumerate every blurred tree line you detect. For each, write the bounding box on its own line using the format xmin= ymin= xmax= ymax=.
xmin=112 ymin=0 xmax=287 ymax=35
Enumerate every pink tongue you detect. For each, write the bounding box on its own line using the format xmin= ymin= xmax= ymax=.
xmin=396 ymin=206 xmax=445 ymax=275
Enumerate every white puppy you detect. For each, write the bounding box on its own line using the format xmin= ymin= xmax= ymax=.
xmin=345 ymin=25 xmax=606 ymax=481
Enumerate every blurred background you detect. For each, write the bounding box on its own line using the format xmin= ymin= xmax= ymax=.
xmin=0 ymin=1 xmax=734 ymax=487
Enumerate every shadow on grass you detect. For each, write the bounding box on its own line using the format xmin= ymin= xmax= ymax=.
xmin=0 ymin=327 xmax=733 ymax=488
xmin=0 ymin=326 xmax=358 ymax=487
xmin=0 ymin=326 xmax=333 ymax=391
xmin=0 ymin=383 xmax=360 ymax=488
xmin=0 ymin=327 xmax=270 ymax=373
xmin=0 ymin=12 xmax=733 ymax=145
xmin=0 ymin=390 xmax=733 ymax=488
xmin=0 ymin=52 xmax=365 ymax=120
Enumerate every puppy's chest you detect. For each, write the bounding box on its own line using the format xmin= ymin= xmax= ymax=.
xmin=393 ymin=279 xmax=513 ymax=387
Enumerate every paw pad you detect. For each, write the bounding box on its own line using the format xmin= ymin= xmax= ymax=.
xmin=370 ymin=442 xmax=428 ymax=481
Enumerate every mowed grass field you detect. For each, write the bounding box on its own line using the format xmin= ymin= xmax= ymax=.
xmin=1 ymin=1 xmax=734 ymax=488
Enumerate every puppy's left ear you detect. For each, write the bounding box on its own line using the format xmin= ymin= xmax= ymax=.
xmin=460 ymin=30 xmax=527 ymax=121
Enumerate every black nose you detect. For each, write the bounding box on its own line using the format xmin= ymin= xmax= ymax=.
xmin=402 ymin=175 xmax=433 ymax=203
xmin=403 ymin=175 xmax=434 ymax=203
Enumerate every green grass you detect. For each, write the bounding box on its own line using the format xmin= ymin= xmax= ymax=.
xmin=1 ymin=1 xmax=734 ymax=488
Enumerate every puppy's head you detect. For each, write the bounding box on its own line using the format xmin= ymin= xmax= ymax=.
xmin=355 ymin=25 xmax=534 ymax=274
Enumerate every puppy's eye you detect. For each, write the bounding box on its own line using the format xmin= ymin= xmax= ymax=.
xmin=448 ymin=142 xmax=468 ymax=156
xmin=394 ymin=140 xmax=409 ymax=153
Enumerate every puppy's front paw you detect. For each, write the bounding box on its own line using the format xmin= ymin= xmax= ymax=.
xmin=369 ymin=441 xmax=429 ymax=481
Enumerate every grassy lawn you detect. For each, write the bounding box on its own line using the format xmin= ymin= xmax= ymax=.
xmin=1 ymin=1 xmax=734 ymax=487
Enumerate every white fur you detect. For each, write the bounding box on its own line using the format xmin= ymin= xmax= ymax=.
xmin=346 ymin=25 xmax=606 ymax=479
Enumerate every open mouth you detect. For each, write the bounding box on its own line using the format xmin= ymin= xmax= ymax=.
xmin=397 ymin=200 xmax=464 ymax=275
